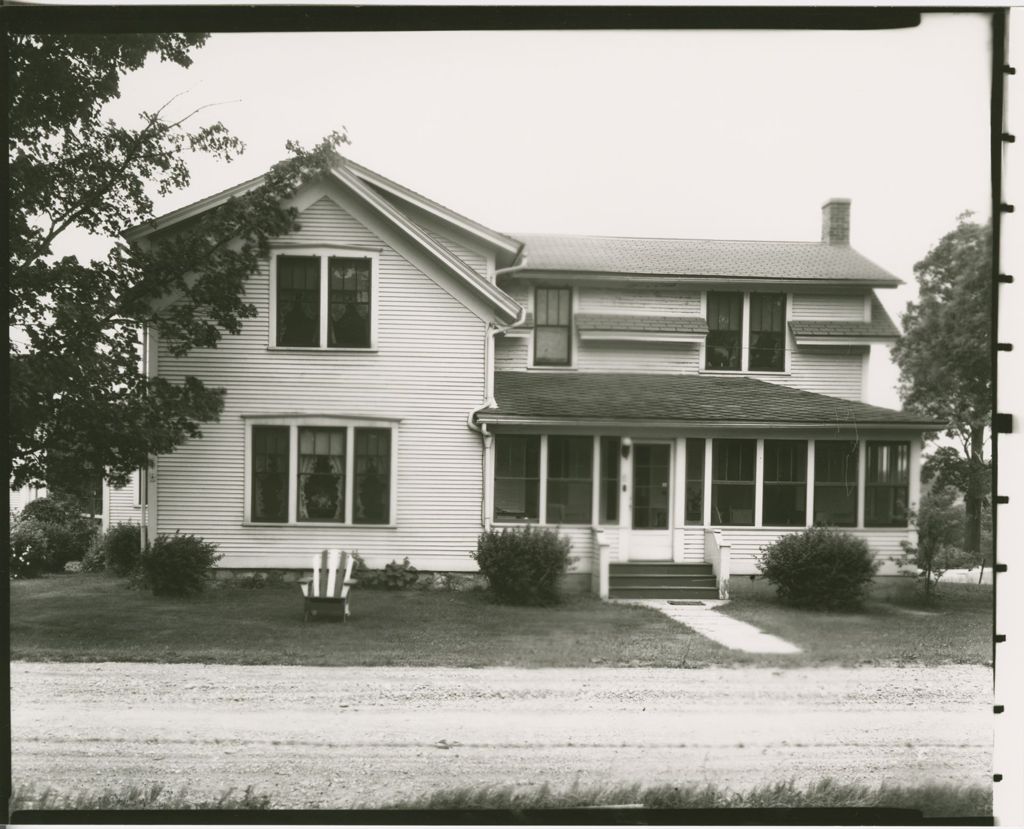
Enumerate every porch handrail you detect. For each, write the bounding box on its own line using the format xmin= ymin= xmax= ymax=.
xmin=703 ymin=528 xmax=731 ymax=600
xmin=591 ymin=527 xmax=610 ymax=599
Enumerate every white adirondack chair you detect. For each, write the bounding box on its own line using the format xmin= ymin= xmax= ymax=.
xmin=300 ymin=548 xmax=357 ymax=622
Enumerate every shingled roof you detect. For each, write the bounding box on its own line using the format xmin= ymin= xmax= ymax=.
xmin=478 ymin=372 xmax=941 ymax=428
xmin=513 ymin=233 xmax=902 ymax=286
xmin=575 ymin=314 xmax=709 ymax=334
xmin=789 ymin=293 xmax=901 ymax=339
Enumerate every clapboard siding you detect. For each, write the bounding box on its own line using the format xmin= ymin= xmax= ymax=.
xmin=156 ymin=191 xmax=491 ymax=571
xmin=762 ymin=347 xmax=863 ymax=401
xmin=425 ymin=230 xmax=489 ymax=278
xmin=577 ymin=341 xmax=701 ymax=373
xmin=495 ymin=336 xmax=529 ymax=370
xmin=581 ymin=287 xmax=702 ymax=315
xmin=107 ymin=474 xmax=141 ymax=528
xmin=791 ymin=292 xmax=867 ymax=321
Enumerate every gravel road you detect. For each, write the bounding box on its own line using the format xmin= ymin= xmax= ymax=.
xmin=11 ymin=661 xmax=991 ymax=809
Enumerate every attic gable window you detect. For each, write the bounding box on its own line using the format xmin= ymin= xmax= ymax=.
xmin=534 ymin=287 xmax=572 ymax=366
xmin=272 ymin=249 xmax=377 ymax=350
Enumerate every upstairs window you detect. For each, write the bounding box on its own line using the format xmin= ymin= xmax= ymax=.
xmin=865 ymin=441 xmax=910 ymax=527
xmin=706 ymin=292 xmax=743 ymax=370
xmin=814 ymin=440 xmax=858 ymax=527
xmin=534 ymin=287 xmax=572 ymax=366
xmin=274 ymin=251 xmax=375 ymax=349
xmin=749 ymin=293 xmax=786 ymax=371
xmin=762 ymin=439 xmax=807 ymax=526
xmin=546 ymin=435 xmax=593 ymax=524
xmin=494 ymin=435 xmax=540 ymax=522
xmin=711 ymin=439 xmax=755 ymax=525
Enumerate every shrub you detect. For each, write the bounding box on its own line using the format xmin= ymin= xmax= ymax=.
xmin=80 ymin=539 xmax=106 ymax=573
xmin=10 ymin=516 xmax=52 ymax=578
xmin=757 ymin=526 xmax=878 ymax=611
xmin=99 ymin=522 xmax=142 ymax=576
xmin=19 ymin=494 xmax=98 ymax=571
xmin=349 ymin=554 xmax=417 ymax=589
xmin=473 ymin=525 xmax=574 ymax=605
xmin=137 ymin=533 xmax=221 ymax=597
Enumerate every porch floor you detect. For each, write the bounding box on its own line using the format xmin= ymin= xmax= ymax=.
xmin=614 ymin=599 xmax=802 ymax=655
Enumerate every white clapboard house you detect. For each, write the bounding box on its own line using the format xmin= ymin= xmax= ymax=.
xmin=113 ymin=157 xmax=941 ymax=599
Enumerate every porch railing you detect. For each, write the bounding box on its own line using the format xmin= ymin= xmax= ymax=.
xmin=591 ymin=527 xmax=611 ymax=599
xmin=703 ymin=528 xmax=732 ymax=600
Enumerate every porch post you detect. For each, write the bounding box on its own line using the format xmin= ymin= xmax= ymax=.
xmin=805 ymin=439 xmax=816 ymax=527
xmin=856 ymin=439 xmax=867 ymax=528
xmin=703 ymin=438 xmax=713 ymax=526
xmin=618 ymin=438 xmax=631 ymax=561
xmin=673 ymin=437 xmax=687 ymax=562
xmin=754 ymin=438 xmax=765 ymax=527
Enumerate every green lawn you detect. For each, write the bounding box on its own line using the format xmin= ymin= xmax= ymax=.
xmin=9 ymin=573 xmax=992 ymax=668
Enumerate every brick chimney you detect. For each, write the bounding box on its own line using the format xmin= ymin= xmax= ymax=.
xmin=821 ymin=198 xmax=851 ymax=245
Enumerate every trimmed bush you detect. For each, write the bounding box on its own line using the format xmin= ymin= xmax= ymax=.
xmin=349 ymin=554 xmax=417 ymax=589
xmin=138 ymin=533 xmax=221 ymax=597
xmin=10 ymin=516 xmax=52 ymax=578
xmin=19 ymin=494 xmax=98 ymax=571
xmin=81 ymin=539 xmax=106 ymax=573
xmin=473 ymin=525 xmax=574 ymax=605
xmin=757 ymin=526 xmax=878 ymax=611
xmin=100 ymin=522 xmax=142 ymax=576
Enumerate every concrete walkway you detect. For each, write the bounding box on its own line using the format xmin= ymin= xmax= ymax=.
xmin=616 ymin=599 xmax=802 ymax=654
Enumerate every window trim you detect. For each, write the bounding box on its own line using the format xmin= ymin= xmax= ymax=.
xmin=243 ymin=416 xmax=398 ymax=527
xmin=700 ymin=290 xmax=790 ymax=375
xmin=268 ymin=247 xmax=380 ymax=351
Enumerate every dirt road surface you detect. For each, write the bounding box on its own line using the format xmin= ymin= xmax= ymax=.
xmin=11 ymin=662 xmax=991 ymax=809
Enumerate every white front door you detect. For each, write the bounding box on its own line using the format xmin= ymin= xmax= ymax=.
xmin=629 ymin=442 xmax=673 ymax=560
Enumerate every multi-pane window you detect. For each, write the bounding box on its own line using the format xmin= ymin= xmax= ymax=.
xmin=705 ymin=292 xmax=743 ymax=370
xmin=711 ymin=439 xmax=755 ymax=525
xmin=276 ymin=255 xmax=320 ymax=346
xmin=297 ymin=428 xmax=346 ymax=522
xmin=814 ymin=440 xmax=859 ymax=527
xmin=546 ymin=436 xmax=593 ymax=524
xmin=599 ymin=437 xmax=620 ymax=525
xmin=762 ymin=440 xmax=807 ymax=526
xmin=684 ymin=438 xmax=706 ymax=525
xmin=633 ymin=444 xmax=671 ymax=529
xmin=252 ymin=425 xmax=290 ymax=522
xmin=328 ymin=257 xmax=372 ymax=348
xmin=494 ymin=435 xmax=540 ymax=521
xmin=748 ymin=293 xmax=786 ymax=371
xmin=249 ymin=421 xmax=395 ymax=525
xmin=354 ymin=428 xmax=391 ymax=524
xmin=865 ymin=441 xmax=910 ymax=527
xmin=534 ymin=287 xmax=572 ymax=366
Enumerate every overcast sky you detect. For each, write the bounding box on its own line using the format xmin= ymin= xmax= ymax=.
xmin=58 ymin=13 xmax=993 ymax=408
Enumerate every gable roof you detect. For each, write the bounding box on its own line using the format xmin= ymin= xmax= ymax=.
xmin=575 ymin=314 xmax=709 ymax=334
xmin=478 ymin=371 xmax=941 ymax=429
xmin=512 ymin=233 xmax=902 ymax=287
xmin=789 ymin=292 xmax=901 ymax=339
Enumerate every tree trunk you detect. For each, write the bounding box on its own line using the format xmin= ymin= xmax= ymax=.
xmin=963 ymin=429 xmax=985 ymax=556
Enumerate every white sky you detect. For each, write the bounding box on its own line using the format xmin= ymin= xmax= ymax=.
xmin=55 ymin=14 xmax=993 ymax=408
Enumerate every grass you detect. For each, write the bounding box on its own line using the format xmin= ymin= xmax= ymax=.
xmin=10 ymin=573 xmax=992 ymax=668
xmin=720 ymin=578 xmax=993 ymax=666
xmin=9 ymin=783 xmax=271 ymax=811
xmin=375 ymin=778 xmax=991 ymax=817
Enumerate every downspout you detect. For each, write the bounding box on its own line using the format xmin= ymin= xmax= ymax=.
xmin=467 ymin=253 xmax=529 ymax=529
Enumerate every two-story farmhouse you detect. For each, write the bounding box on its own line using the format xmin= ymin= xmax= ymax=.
xmin=124 ymin=157 xmax=941 ymax=598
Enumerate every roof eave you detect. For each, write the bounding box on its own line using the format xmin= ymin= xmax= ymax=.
xmin=509 ymin=269 xmax=903 ymax=288
xmin=475 ymin=414 xmax=943 ymax=430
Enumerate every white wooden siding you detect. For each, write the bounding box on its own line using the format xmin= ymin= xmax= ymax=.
xmin=760 ymin=346 xmax=864 ymax=400
xmin=580 ymin=287 xmax=702 ymax=315
xmin=425 ymin=230 xmax=488 ymax=279
xmin=155 ymin=190 xmax=491 ymax=571
xmin=577 ymin=341 xmax=701 ymax=373
xmin=107 ymin=474 xmax=141 ymax=527
xmin=791 ymin=292 xmax=867 ymax=321
xmin=495 ymin=337 xmax=529 ymax=371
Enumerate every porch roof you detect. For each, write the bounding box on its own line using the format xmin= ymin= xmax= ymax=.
xmin=478 ymin=371 xmax=944 ymax=429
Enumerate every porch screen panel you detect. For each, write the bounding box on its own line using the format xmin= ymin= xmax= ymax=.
xmin=632 ymin=444 xmax=670 ymax=529
xmin=252 ymin=425 xmax=289 ymax=522
xmin=762 ymin=440 xmax=807 ymax=526
xmin=276 ymin=255 xmax=320 ymax=346
xmin=711 ymin=439 xmax=755 ymax=525
xmin=814 ymin=440 xmax=858 ymax=527
xmin=354 ymin=428 xmax=390 ymax=524
xmin=547 ymin=435 xmax=593 ymax=524
xmin=534 ymin=288 xmax=572 ymax=365
xmin=599 ymin=437 xmax=620 ymax=524
xmin=865 ymin=441 xmax=910 ymax=527
xmin=748 ymin=293 xmax=785 ymax=371
xmin=706 ymin=292 xmax=743 ymax=370
xmin=297 ymin=427 xmax=346 ymax=522
xmin=328 ymin=257 xmax=371 ymax=348
xmin=684 ymin=438 xmax=705 ymax=525
xmin=494 ymin=435 xmax=540 ymax=521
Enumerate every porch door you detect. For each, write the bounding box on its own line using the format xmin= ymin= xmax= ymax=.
xmin=630 ymin=442 xmax=673 ymax=560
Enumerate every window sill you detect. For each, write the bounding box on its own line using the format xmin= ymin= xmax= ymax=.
xmin=699 ymin=370 xmax=790 ymax=378
xmin=267 ymin=347 xmax=378 ymax=353
xmin=527 ymin=365 xmax=577 ymax=371
xmin=242 ymin=522 xmax=397 ymax=529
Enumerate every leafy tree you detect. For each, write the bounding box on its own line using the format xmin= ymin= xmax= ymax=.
xmin=892 ymin=213 xmax=991 ymax=558
xmin=895 ymin=487 xmax=979 ymax=602
xmin=9 ymin=33 xmax=348 ymax=492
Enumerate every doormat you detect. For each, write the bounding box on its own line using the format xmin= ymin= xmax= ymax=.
xmin=668 ymin=600 xmax=705 ymax=606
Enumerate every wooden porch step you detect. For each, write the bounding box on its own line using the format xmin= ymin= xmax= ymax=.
xmin=609 ymin=563 xmax=713 ymax=576
xmin=610 ymin=574 xmax=717 ymax=588
xmin=610 ymin=585 xmax=721 ymax=600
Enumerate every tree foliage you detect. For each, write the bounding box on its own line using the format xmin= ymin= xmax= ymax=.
xmin=895 ymin=486 xmax=979 ymax=601
xmin=9 ymin=33 xmax=348 ymax=491
xmin=892 ymin=213 xmax=991 ymax=553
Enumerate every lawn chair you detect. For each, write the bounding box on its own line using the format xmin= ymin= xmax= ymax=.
xmin=300 ymin=549 xmax=357 ymax=622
